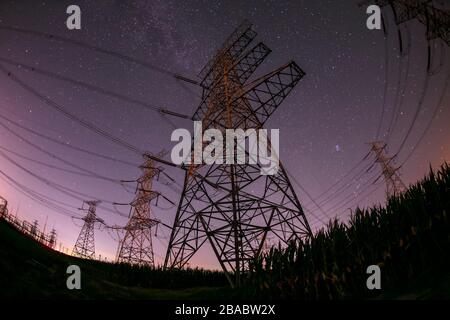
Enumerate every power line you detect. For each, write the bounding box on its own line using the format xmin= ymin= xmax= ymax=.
xmin=386 ymin=24 xmax=412 ymax=141
xmin=0 ymin=148 xmax=126 ymax=206
xmin=0 ymin=63 xmax=177 ymax=169
xmin=0 ymin=105 xmax=174 ymax=196
xmin=299 ymin=9 xmax=403 ymax=215
xmin=284 ymin=167 xmax=329 ymax=225
xmin=322 ymin=171 xmax=382 ymax=214
xmin=0 ymin=106 xmax=136 ymax=168
xmin=393 ymin=58 xmax=431 ymax=157
xmin=303 ymin=153 xmax=374 ymax=207
xmin=332 ymin=177 xmax=385 ymax=219
xmin=399 ymin=61 xmax=450 ymax=166
xmin=0 ymin=118 xmax=130 ymax=185
xmin=0 ymin=110 xmax=139 ymax=170
xmin=0 ymin=150 xmax=130 ymax=220
xmin=0 ymin=25 xmax=201 ymax=86
xmin=376 ymin=19 xmax=391 ymax=139
xmin=314 ymin=161 xmax=378 ymax=209
xmin=0 ymin=169 xmax=82 ymax=218
xmin=0 ymin=144 xmax=104 ymax=179
xmin=0 ymin=56 xmax=191 ymax=120
xmin=0 ymin=127 xmax=174 ymax=220
xmin=0 ymin=63 xmax=142 ymax=154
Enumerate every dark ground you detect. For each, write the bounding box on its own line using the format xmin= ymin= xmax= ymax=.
xmin=0 ymin=220 xmax=230 ymax=299
xmin=1 ymin=219 xmax=449 ymax=299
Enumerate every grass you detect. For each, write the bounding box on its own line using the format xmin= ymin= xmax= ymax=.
xmin=240 ymin=163 xmax=450 ymax=300
xmin=0 ymin=220 xmax=229 ymax=299
xmin=1 ymin=163 xmax=450 ymax=299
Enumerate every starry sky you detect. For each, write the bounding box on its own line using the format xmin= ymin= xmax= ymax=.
xmin=0 ymin=0 xmax=449 ymax=270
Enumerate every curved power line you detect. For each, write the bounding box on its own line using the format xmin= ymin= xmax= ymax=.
xmin=393 ymin=60 xmax=431 ymax=157
xmin=0 ymin=111 xmax=138 ymax=167
xmin=0 ymin=25 xmax=200 ymax=86
xmin=386 ymin=24 xmax=412 ymax=142
xmin=0 ymin=149 xmax=131 ymax=219
xmin=0 ymin=63 xmax=143 ymax=154
xmin=283 ymin=167 xmax=329 ymax=225
xmin=322 ymin=170 xmax=382 ymax=214
xmin=428 ymin=40 xmax=445 ymax=76
xmin=0 ymin=148 xmax=127 ymax=206
xmin=375 ymin=24 xmax=391 ymax=139
xmin=0 ymin=107 xmax=180 ymax=189
xmin=0 ymin=145 xmax=99 ymax=178
xmin=0 ymin=119 xmax=129 ymax=185
xmin=333 ymin=179 xmax=385 ymax=220
xmin=0 ymin=56 xmax=190 ymax=120
xmin=0 ymin=63 xmax=178 ymax=169
xmin=399 ymin=64 xmax=450 ymax=167
xmin=0 ymin=170 xmax=82 ymax=218
xmin=303 ymin=152 xmax=373 ymax=207
xmin=315 ymin=160 xmax=377 ymax=208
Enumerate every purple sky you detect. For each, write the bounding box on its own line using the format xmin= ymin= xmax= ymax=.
xmin=0 ymin=0 xmax=449 ymax=269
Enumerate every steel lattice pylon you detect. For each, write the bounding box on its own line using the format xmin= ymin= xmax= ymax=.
xmin=369 ymin=141 xmax=406 ymax=197
xmin=48 ymin=228 xmax=57 ymax=249
xmin=116 ymin=155 xmax=161 ymax=267
xmin=72 ymin=200 xmax=101 ymax=259
xmin=164 ymin=21 xmax=312 ymax=286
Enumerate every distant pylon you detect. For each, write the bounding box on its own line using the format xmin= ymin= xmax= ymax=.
xmin=116 ymin=154 xmax=161 ymax=267
xmin=368 ymin=141 xmax=406 ymax=197
xmin=31 ymin=220 xmax=39 ymax=239
xmin=72 ymin=200 xmax=102 ymax=259
xmin=48 ymin=228 xmax=57 ymax=249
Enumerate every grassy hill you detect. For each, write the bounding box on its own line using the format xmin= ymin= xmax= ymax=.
xmin=240 ymin=164 xmax=450 ymax=299
xmin=1 ymin=164 xmax=450 ymax=300
xmin=0 ymin=220 xmax=230 ymax=299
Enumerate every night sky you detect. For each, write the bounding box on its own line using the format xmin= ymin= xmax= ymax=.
xmin=0 ymin=0 xmax=449 ymax=270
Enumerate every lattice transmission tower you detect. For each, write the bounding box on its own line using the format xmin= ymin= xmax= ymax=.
xmin=369 ymin=141 xmax=407 ymax=197
xmin=164 ymin=21 xmax=312 ymax=286
xmin=116 ymin=155 xmax=161 ymax=267
xmin=72 ymin=200 xmax=102 ymax=259
xmin=360 ymin=0 xmax=450 ymax=45
xmin=48 ymin=228 xmax=57 ymax=249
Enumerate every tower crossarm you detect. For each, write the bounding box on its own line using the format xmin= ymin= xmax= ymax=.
xmin=193 ymin=42 xmax=272 ymax=121
xmin=130 ymin=191 xmax=159 ymax=207
xmin=125 ymin=216 xmax=160 ymax=230
xmin=233 ymin=42 xmax=272 ymax=85
xmin=198 ymin=20 xmax=257 ymax=87
xmin=137 ymin=169 xmax=160 ymax=183
xmin=202 ymin=61 xmax=305 ymax=130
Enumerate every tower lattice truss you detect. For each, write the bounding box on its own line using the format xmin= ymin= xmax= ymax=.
xmin=369 ymin=141 xmax=406 ymax=197
xmin=72 ymin=200 xmax=101 ymax=259
xmin=361 ymin=0 xmax=450 ymax=45
xmin=116 ymin=156 xmax=161 ymax=266
xmin=164 ymin=21 xmax=312 ymax=286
